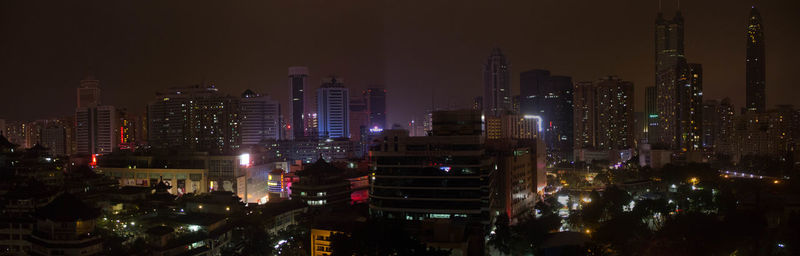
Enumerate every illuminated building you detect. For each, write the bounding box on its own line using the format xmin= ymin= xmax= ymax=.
xmin=483 ymin=48 xmax=511 ymax=117
xmin=746 ymin=6 xmax=766 ymax=112
xmin=365 ymin=87 xmax=387 ymax=130
xmin=304 ymin=112 xmax=319 ymax=138
xmin=116 ymin=109 xmax=140 ymax=150
xmin=146 ymin=83 xmax=240 ymax=154
xmin=519 ymin=69 xmax=574 ymax=162
xmin=472 ymin=96 xmax=483 ymax=111
xmin=76 ymin=105 xmax=117 ymax=155
xmin=485 ymin=114 xmax=541 ymax=140
xmin=240 ymin=89 xmax=281 ymax=145
xmin=370 ymin=110 xmax=492 ymax=224
xmin=715 ymin=98 xmax=737 ymax=155
xmin=28 ymin=194 xmax=103 ymax=256
xmin=731 ymin=106 xmax=797 ymax=158
xmin=574 ymin=76 xmax=634 ymax=151
xmin=289 ymin=66 xmax=309 ymax=139
xmin=317 ymin=76 xmax=350 ymax=139
xmin=487 ymin=139 xmax=546 ymax=224
xmin=291 ymin=159 xmax=351 ymax=208
xmin=77 ymin=74 xmax=100 ymax=108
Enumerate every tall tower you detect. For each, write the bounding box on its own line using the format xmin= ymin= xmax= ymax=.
xmin=746 ymin=6 xmax=766 ymax=112
xmin=365 ymin=87 xmax=387 ymax=130
xmin=317 ymin=76 xmax=350 ymax=139
xmin=77 ymin=74 xmax=101 ymax=108
xmin=655 ymin=11 xmax=690 ymax=150
xmin=483 ymin=48 xmax=511 ymax=117
xmin=289 ymin=67 xmax=309 ymax=139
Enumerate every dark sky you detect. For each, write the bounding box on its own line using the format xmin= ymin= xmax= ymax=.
xmin=1 ymin=0 xmax=799 ymax=127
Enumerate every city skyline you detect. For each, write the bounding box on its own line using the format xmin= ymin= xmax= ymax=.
xmin=1 ymin=1 xmax=799 ymax=127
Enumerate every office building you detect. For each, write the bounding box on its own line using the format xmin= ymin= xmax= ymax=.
xmin=291 ymin=159 xmax=351 ymax=208
xmin=483 ymin=48 xmax=511 ymax=117
xmin=519 ymin=69 xmax=574 ymax=162
xmin=76 ymin=105 xmax=117 ymax=155
xmin=349 ymin=95 xmax=370 ymax=142
xmin=365 ymin=87 xmax=387 ymax=130
xmin=701 ymin=100 xmax=719 ymax=149
xmin=289 ymin=66 xmax=310 ymax=139
xmin=317 ymin=76 xmax=350 ymax=139
xmin=370 ymin=110 xmax=492 ymax=224
xmin=644 ymin=86 xmax=658 ymax=144
xmin=147 ymin=84 xmax=240 ymax=154
xmin=746 ymin=7 xmax=766 ymax=112
xmin=240 ymin=89 xmax=281 ymax=145
xmin=40 ymin=124 xmax=67 ymax=156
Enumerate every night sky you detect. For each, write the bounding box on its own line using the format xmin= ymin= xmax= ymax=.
xmin=1 ymin=0 xmax=799 ymax=126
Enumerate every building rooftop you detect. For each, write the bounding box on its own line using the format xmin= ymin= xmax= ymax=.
xmin=35 ymin=193 xmax=101 ymax=222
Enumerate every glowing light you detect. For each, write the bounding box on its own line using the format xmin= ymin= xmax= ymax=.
xmin=523 ymin=115 xmax=544 ymax=132
xmin=239 ymin=153 xmax=250 ymax=166
xmin=369 ymin=126 xmax=383 ymax=133
xmin=439 ymin=166 xmax=451 ymax=172
xmin=188 ymin=225 xmax=200 ymax=232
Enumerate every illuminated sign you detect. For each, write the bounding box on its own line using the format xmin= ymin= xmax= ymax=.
xmin=239 ymin=153 xmax=250 ymax=166
xmin=439 ymin=166 xmax=451 ymax=172
xmin=369 ymin=126 xmax=383 ymax=133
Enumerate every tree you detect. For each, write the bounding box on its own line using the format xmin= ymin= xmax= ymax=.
xmin=488 ymin=213 xmax=512 ymax=254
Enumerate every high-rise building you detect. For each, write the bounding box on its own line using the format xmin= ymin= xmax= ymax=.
xmin=645 ymin=86 xmax=659 ymax=144
xmin=716 ymin=98 xmax=737 ymax=155
xmin=41 ymin=124 xmax=67 ymax=156
xmin=472 ymin=96 xmax=483 ymax=111
xmin=77 ymin=74 xmax=101 ymax=108
xmin=683 ymin=63 xmax=704 ymax=151
xmin=574 ymin=76 xmax=634 ymax=151
xmin=349 ymin=95 xmax=370 ymax=142
xmin=317 ymin=77 xmax=350 ymax=139
xmin=289 ymin=66 xmax=309 ymax=139
xmin=116 ymin=109 xmax=140 ymax=150
xmin=2 ymin=121 xmax=26 ymax=148
xmin=746 ymin=7 xmax=766 ymax=112
xmin=240 ymin=89 xmax=281 ymax=145
xmin=483 ymin=48 xmax=511 ymax=117
xmin=520 ymin=69 xmax=574 ymax=162
xmin=370 ymin=111 xmax=492 ymax=224
xmin=365 ymin=87 xmax=387 ymax=130
xmin=701 ymin=100 xmax=719 ymax=149
xmin=147 ymin=84 xmax=240 ymax=154
xmin=76 ymin=105 xmax=117 ymax=155
xmin=655 ymin=11 xmax=685 ymax=78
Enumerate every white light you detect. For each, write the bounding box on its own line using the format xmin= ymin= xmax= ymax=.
xmin=188 ymin=225 xmax=200 ymax=232
xmin=239 ymin=153 xmax=250 ymax=166
xmin=523 ymin=115 xmax=544 ymax=132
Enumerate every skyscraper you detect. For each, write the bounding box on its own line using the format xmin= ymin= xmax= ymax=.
xmin=349 ymin=95 xmax=369 ymax=142
xmin=317 ymin=77 xmax=350 ymax=139
xmin=645 ymin=86 xmax=658 ymax=144
xmin=520 ymin=69 xmax=574 ymax=162
xmin=76 ymin=105 xmax=117 ymax=155
xmin=746 ymin=7 xmax=766 ymax=112
xmin=574 ymin=76 xmax=634 ymax=151
xmin=364 ymin=87 xmax=387 ymax=130
xmin=77 ymin=74 xmax=101 ymax=108
xmin=289 ymin=66 xmax=309 ymax=139
xmin=240 ymin=89 xmax=281 ymax=145
xmin=701 ymin=100 xmax=719 ymax=149
xmin=41 ymin=124 xmax=67 ymax=156
xmin=483 ymin=48 xmax=511 ymax=117
xmin=147 ymin=84 xmax=240 ymax=154
xmin=655 ymin=11 xmax=685 ymax=77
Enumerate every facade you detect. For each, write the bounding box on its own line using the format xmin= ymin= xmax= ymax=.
xmin=76 ymin=105 xmax=117 ymax=155
xmin=370 ymin=111 xmax=492 ymax=224
xmin=746 ymin=7 xmax=766 ymax=112
xmin=240 ymin=89 xmax=281 ymax=145
xmin=715 ymin=98 xmax=737 ymax=156
xmin=289 ymin=66 xmax=309 ymax=139
xmin=485 ymin=114 xmax=541 ymax=140
xmin=77 ymin=74 xmax=100 ymax=108
xmin=519 ymin=69 xmax=574 ymax=162
xmin=487 ymin=139 xmax=546 ymax=224
xmin=290 ymin=159 xmax=351 ymax=208
xmin=732 ymin=106 xmax=796 ymax=157
xmin=483 ymin=48 xmax=511 ymax=117
xmin=702 ymin=100 xmax=719 ymax=149
xmin=146 ymin=84 xmax=240 ymax=154
xmin=349 ymin=95 xmax=370 ymax=143
xmin=317 ymin=77 xmax=350 ymax=139
xmin=574 ymin=76 xmax=635 ymax=151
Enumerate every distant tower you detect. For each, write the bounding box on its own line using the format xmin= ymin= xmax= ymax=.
xmin=317 ymin=76 xmax=350 ymax=139
xmin=289 ymin=67 xmax=309 ymax=139
xmin=483 ymin=48 xmax=511 ymax=117
xmin=77 ymin=74 xmax=100 ymax=108
xmin=746 ymin=6 xmax=766 ymax=112
xmin=364 ymin=87 xmax=387 ymax=130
